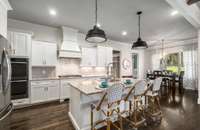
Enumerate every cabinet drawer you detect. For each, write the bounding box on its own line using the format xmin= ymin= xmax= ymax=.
xmin=31 ymin=80 xmax=59 ymax=87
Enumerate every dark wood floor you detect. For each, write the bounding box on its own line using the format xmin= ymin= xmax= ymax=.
xmin=10 ymin=89 xmax=200 ymax=130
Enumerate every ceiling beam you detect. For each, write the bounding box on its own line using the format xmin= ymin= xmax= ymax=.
xmin=166 ymin=0 xmax=200 ymax=29
xmin=187 ymin=0 xmax=200 ymax=5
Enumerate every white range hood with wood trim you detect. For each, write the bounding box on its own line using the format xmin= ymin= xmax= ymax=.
xmin=58 ymin=26 xmax=81 ymax=58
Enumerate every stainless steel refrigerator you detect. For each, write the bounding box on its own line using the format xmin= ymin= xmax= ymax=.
xmin=0 ymin=35 xmax=13 ymax=130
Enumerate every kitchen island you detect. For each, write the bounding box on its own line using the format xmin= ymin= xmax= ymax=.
xmin=68 ymin=79 xmax=137 ymax=130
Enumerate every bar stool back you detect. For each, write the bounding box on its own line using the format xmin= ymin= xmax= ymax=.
xmin=146 ymin=77 xmax=163 ymax=123
xmin=91 ymin=83 xmax=124 ymax=130
xmin=123 ymin=80 xmax=148 ymax=129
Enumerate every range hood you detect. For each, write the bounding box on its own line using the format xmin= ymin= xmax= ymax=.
xmin=58 ymin=26 xmax=81 ymax=58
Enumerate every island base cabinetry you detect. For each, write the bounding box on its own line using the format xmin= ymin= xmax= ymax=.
xmin=69 ymin=86 xmax=128 ymax=130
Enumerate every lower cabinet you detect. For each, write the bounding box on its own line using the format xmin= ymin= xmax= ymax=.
xmin=60 ymin=79 xmax=71 ymax=101
xmin=31 ymin=80 xmax=59 ymax=104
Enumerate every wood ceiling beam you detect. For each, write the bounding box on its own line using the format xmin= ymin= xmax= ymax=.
xmin=166 ymin=0 xmax=200 ymax=29
xmin=187 ymin=0 xmax=200 ymax=5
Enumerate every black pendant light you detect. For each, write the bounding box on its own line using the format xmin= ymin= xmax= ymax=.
xmin=132 ymin=11 xmax=148 ymax=49
xmin=85 ymin=0 xmax=107 ymax=43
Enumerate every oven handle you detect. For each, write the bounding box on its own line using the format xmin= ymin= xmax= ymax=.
xmin=0 ymin=103 xmax=13 ymax=121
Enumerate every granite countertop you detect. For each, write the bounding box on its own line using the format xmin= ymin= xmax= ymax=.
xmin=68 ymin=79 xmax=138 ymax=95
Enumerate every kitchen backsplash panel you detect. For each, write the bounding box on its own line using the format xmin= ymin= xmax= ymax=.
xmin=32 ymin=67 xmax=56 ymax=79
xmin=32 ymin=59 xmax=107 ymax=79
xmin=56 ymin=58 xmax=81 ymax=76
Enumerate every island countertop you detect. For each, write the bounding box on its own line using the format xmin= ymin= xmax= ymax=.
xmin=68 ymin=79 xmax=138 ymax=95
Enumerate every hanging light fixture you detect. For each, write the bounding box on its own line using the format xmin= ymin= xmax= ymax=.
xmin=85 ymin=0 xmax=107 ymax=43
xmin=132 ymin=11 xmax=148 ymax=49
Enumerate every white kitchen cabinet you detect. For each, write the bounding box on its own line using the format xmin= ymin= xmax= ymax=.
xmin=32 ymin=41 xmax=57 ymax=66
xmin=0 ymin=0 xmax=11 ymax=38
xmin=31 ymin=86 xmax=48 ymax=104
xmin=81 ymin=47 xmax=97 ymax=67
xmin=7 ymin=31 xmax=31 ymax=57
xmin=31 ymin=80 xmax=59 ymax=104
xmin=48 ymin=85 xmax=60 ymax=101
xmin=60 ymin=79 xmax=71 ymax=101
xmin=97 ymin=46 xmax=113 ymax=67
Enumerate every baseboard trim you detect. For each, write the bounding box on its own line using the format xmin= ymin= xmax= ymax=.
xmin=68 ymin=112 xmax=81 ymax=130
xmin=68 ymin=112 xmax=91 ymax=130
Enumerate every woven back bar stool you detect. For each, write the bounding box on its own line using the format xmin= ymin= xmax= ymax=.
xmin=122 ymin=80 xmax=149 ymax=129
xmin=90 ymin=83 xmax=125 ymax=130
xmin=146 ymin=77 xmax=163 ymax=123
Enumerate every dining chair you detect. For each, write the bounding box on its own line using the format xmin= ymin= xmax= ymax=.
xmin=175 ymin=71 xmax=184 ymax=94
xmin=90 ymin=83 xmax=124 ymax=130
xmin=145 ymin=77 xmax=163 ymax=123
xmin=122 ymin=80 xmax=149 ymax=129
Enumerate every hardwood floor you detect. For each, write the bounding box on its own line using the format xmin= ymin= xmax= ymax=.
xmin=10 ymin=101 xmax=75 ymax=130
xmin=10 ymin=89 xmax=200 ymax=130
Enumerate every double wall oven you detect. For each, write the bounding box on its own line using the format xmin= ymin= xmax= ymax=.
xmin=10 ymin=58 xmax=29 ymax=100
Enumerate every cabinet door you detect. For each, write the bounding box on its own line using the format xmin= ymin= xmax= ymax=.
xmin=47 ymin=86 xmax=59 ymax=101
xmin=0 ymin=3 xmax=7 ymax=38
xmin=97 ymin=46 xmax=106 ymax=67
xmin=31 ymin=86 xmax=48 ymax=103
xmin=60 ymin=80 xmax=70 ymax=99
xmin=32 ymin=42 xmax=44 ymax=66
xmin=13 ymin=33 xmax=29 ymax=56
xmin=106 ymin=47 xmax=113 ymax=65
xmin=44 ymin=43 xmax=57 ymax=66
xmin=81 ymin=48 xmax=97 ymax=66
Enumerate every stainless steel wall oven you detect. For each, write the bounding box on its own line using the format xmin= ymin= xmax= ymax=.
xmin=10 ymin=58 xmax=29 ymax=100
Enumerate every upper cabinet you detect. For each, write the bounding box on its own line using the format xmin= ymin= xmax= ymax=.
xmin=81 ymin=47 xmax=97 ymax=67
xmin=7 ymin=31 xmax=32 ymax=57
xmin=0 ymin=0 xmax=12 ymax=38
xmin=81 ymin=46 xmax=113 ymax=67
xmin=32 ymin=41 xmax=57 ymax=66
xmin=97 ymin=46 xmax=113 ymax=67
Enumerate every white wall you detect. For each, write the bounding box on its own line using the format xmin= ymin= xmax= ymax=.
xmin=8 ymin=18 xmax=146 ymax=79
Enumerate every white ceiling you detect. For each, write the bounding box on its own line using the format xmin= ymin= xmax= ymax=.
xmin=8 ymin=0 xmax=197 ymax=45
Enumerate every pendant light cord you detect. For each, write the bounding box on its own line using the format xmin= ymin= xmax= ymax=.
xmin=138 ymin=13 xmax=141 ymax=38
xmin=95 ymin=0 xmax=98 ymax=26
xmin=137 ymin=11 xmax=142 ymax=38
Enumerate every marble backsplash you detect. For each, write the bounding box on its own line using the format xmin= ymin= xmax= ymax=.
xmin=32 ymin=58 xmax=106 ymax=79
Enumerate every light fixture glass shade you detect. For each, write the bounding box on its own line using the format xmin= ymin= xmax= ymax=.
xmin=85 ymin=25 xmax=107 ymax=43
xmin=132 ymin=37 xmax=148 ymax=49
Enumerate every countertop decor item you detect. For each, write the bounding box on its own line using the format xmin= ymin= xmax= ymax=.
xmin=85 ymin=0 xmax=107 ymax=43
xmin=132 ymin=11 xmax=148 ymax=49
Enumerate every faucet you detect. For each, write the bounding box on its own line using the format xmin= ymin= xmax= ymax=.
xmin=106 ymin=62 xmax=118 ymax=82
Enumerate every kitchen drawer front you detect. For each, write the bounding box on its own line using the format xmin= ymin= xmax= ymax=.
xmin=31 ymin=80 xmax=59 ymax=88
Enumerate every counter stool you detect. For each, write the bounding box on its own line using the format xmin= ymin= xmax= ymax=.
xmin=123 ymin=80 xmax=149 ymax=129
xmin=90 ymin=83 xmax=124 ymax=130
xmin=145 ymin=77 xmax=163 ymax=123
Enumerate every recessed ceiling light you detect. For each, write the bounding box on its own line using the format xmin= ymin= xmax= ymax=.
xmin=49 ymin=9 xmax=57 ymax=16
xmin=171 ymin=10 xmax=178 ymax=16
xmin=96 ymin=23 xmax=101 ymax=27
xmin=122 ymin=31 xmax=127 ymax=36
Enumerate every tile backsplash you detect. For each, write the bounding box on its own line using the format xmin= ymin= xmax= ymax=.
xmin=32 ymin=58 xmax=106 ymax=79
xmin=32 ymin=67 xmax=56 ymax=79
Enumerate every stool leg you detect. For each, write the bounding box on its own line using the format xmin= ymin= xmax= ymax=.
xmin=91 ymin=105 xmax=94 ymax=130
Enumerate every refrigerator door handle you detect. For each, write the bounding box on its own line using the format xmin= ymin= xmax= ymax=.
xmin=2 ymin=49 xmax=11 ymax=93
xmin=0 ymin=103 xmax=13 ymax=121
